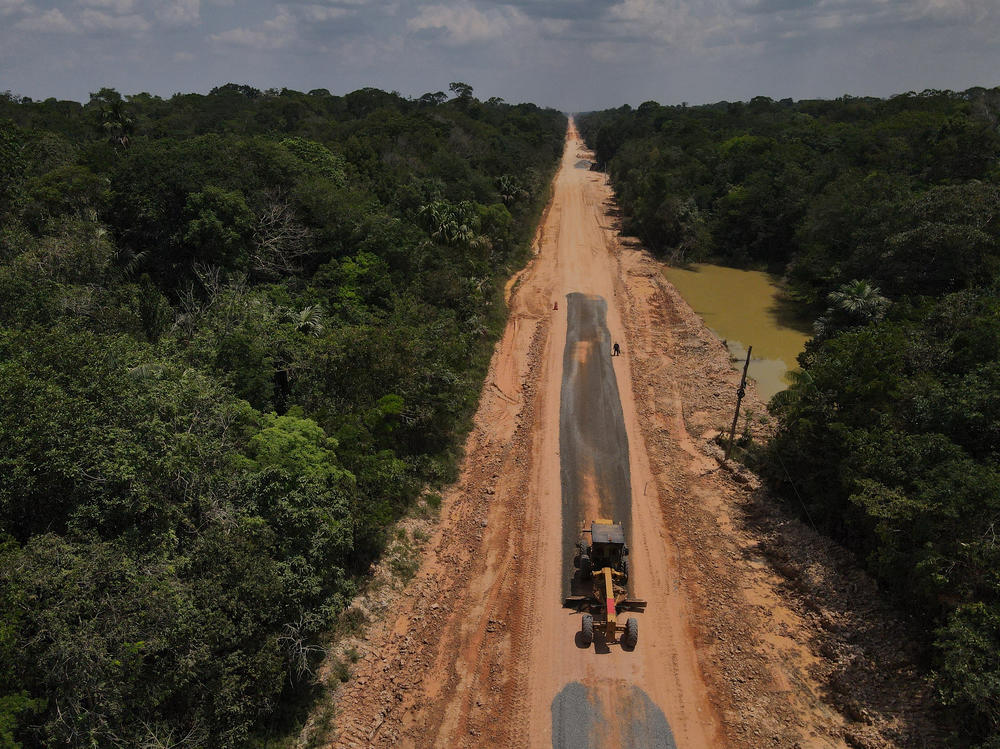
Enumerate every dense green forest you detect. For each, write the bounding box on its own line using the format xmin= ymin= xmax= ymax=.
xmin=579 ymin=88 xmax=1000 ymax=745
xmin=0 ymin=83 xmax=565 ymax=747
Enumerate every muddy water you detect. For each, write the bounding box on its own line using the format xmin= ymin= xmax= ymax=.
xmin=662 ymin=263 xmax=811 ymax=401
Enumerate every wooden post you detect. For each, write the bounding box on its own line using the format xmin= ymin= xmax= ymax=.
xmin=726 ymin=346 xmax=752 ymax=461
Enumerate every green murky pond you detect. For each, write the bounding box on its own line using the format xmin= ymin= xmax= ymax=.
xmin=662 ymin=263 xmax=811 ymax=401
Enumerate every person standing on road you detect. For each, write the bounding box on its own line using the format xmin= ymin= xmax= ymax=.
xmin=612 ymin=342 xmax=621 ymax=357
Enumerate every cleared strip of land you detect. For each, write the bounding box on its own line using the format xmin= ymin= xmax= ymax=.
xmin=324 ymin=121 xmax=938 ymax=749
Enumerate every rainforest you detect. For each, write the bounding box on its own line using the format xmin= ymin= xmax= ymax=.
xmin=4 ymin=78 xmax=1000 ymax=748
xmin=0 ymin=84 xmax=564 ymax=747
xmin=578 ymin=88 xmax=1000 ymax=746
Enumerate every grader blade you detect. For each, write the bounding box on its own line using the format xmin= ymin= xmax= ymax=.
xmin=620 ymin=599 xmax=648 ymax=612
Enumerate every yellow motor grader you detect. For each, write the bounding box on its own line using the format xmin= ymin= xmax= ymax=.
xmin=563 ymin=519 xmax=646 ymax=648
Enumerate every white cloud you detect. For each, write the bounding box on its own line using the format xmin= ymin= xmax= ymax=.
xmin=538 ymin=17 xmax=571 ymax=36
xmin=79 ymin=7 xmax=151 ymax=31
xmin=0 ymin=0 xmax=30 ymax=16
xmin=210 ymin=7 xmax=296 ymax=49
xmin=407 ymin=1 xmax=523 ymax=44
xmin=905 ymin=0 xmax=995 ymax=23
xmin=173 ymin=49 xmax=195 ymax=61
xmin=298 ymin=3 xmax=350 ymax=22
xmin=294 ymin=0 xmax=372 ymax=6
xmin=598 ymin=0 xmax=741 ymax=50
xmin=13 ymin=2 xmax=153 ymax=34
xmin=156 ymin=0 xmax=200 ymax=26
xmin=77 ymin=0 xmax=135 ymax=13
xmin=734 ymin=0 xmax=997 ymax=30
xmin=15 ymin=8 xmax=78 ymax=32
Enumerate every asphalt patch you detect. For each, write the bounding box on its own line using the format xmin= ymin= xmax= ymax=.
xmin=560 ymin=292 xmax=632 ymax=598
xmin=551 ymin=681 xmax=677 ymax=749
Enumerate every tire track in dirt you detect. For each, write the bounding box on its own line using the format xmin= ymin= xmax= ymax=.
xmin=553 ymin=290 xmax=676 ymax=746
xmin=324 ymin=179 xmax=556 ymax=749
xmin=523 ymin=121 xmax=723 ymax=749
xmin=319 ymin=119 xmax=941 ymax=749
xmin=326 ymin=118 xmax=724 ymax=749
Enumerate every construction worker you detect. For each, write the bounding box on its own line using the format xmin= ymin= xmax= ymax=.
xmin=612 ymin=342 xmax=621 ymax=357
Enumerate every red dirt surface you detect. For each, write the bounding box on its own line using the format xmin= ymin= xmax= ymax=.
xmin=315 ymin=121 xmax=941 ymax=749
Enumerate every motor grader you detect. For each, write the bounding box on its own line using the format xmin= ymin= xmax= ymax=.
xmin=563 ymin=519 xmax=646 ymax=648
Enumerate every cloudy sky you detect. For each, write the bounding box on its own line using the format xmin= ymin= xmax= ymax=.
xmin=1 ymin=0 xmax=998 ymax=110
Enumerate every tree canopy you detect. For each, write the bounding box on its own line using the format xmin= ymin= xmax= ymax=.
xmin=580 ymin=87 xmax=1000 ymax=746
xmin=0 ymin=85 xmax=565 ymax=747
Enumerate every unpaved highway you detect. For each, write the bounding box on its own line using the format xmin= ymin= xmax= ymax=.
xmin=323 ymin=121 xmax=941 ymax=748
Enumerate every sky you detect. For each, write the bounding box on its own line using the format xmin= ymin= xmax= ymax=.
xmin=0 ymin=0 xmax=998 ymax=111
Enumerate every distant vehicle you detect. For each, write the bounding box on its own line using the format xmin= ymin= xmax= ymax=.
xmin=564 ymin=519 xmax=646 ymax=648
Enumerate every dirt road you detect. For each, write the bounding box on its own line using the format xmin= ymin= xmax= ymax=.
xmin=526 ymin=134 xmax=720 ymax=749
xmin=323 ymin=122 xmax=940 ymax=748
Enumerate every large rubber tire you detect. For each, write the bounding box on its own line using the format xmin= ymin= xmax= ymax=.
xmin=620 ymin=557 xmax=630 ymax=584
xmin=623 ymin=617 xmax=638 ymax=648
xmin=581 ymin=614 xmax=594 ymax=646
xmin=578 ymin=554 xmax=592 ymax=577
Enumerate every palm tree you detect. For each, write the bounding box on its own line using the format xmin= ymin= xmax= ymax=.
xmin=417 ymin=201 xmax=446 ymax=237
xmin=497 ymin=175 xmax=527 ymax=206
xmin=102 ymin=99 xmax=134 ymax=153
xmin=827 ymin=279 xmax=890 ymax=319
xmin=418 ymin=200 xmax=487 ymax=249
xmin=814 ymin=279 xmax=890 ymax=340
xmin=295 ymin=305 xmax=325 ymax=337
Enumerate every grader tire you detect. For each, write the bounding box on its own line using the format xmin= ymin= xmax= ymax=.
xmin=621 ymin=558 xmax=630 ymax=584
xmin=624 ymin=617 xmax=638 ymax=648
xmin=581 ymin=614 xmax=594 ymax=646
xmin=578 ymin=554 xmax=592 ymax=577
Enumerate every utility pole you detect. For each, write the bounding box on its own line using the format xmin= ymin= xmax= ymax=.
xmin=726 ymin=346 xmax=752 ymax=461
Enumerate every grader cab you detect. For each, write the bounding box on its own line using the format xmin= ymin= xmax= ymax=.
xmin=563 ymin=519 xmax=646 ymax=648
